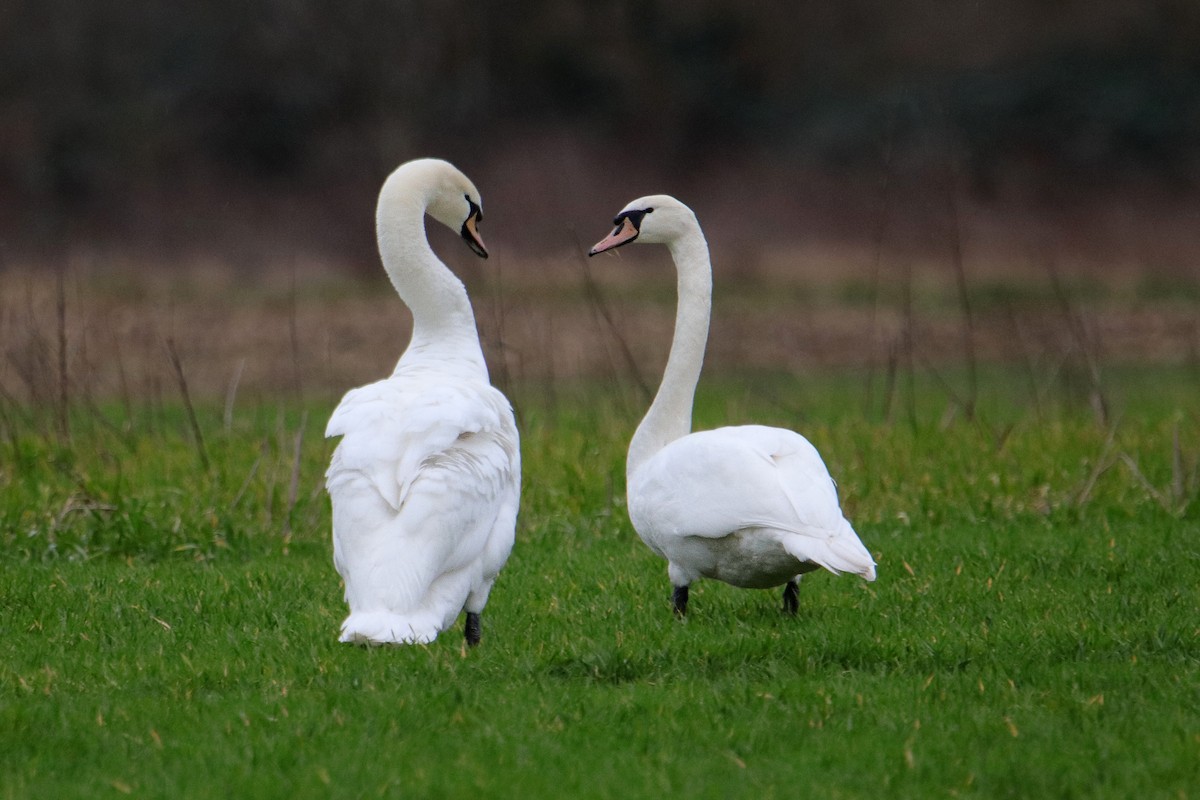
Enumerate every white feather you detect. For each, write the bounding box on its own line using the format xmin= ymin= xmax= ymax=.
xmin=591 ymin=194 xmax=875 ymax=609
xmin=325 ymin=159 xmax=519 ymax=645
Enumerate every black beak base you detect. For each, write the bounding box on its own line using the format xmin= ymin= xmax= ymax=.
xmin=460 ymin=197 xmax=488 ymax=259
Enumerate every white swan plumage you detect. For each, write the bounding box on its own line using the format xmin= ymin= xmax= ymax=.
xmin=589 ymin=194 xmax=875 ymax=616
xmin=325 ymin=158 xmax=520 ymax=646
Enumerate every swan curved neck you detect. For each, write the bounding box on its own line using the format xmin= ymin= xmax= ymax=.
xmin=378 ymin=196 xmax=488 ymax=379
xmin=628 ymin=227 xmax=712 ymax=476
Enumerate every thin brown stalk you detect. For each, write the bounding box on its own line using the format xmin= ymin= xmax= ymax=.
xmin=864 ymin=105 xmax=897 ymax=417
xmin=1119 ymin=452 xmax=1175 ymax=514
xmin=282 ymin=411 xmax=308 ymax=545
xmin=261 ymin=437 xmax=275 ymax=526
xmin=901 ymin=259 xmax=918 ymax=432
xmin=230 ymin=453 xmax=264 ymax=510
xmin=224 ymin=358 xmax=246 ymax=433
xmin=0 ymin=385 xmax=24 ymax=459
xmin=940 ymin=133 xmax=977 ymax=420
xmin=289 ymin=263 xmax=303 ymax=402
xmin=1171 ymin=419 xmax=1185 ymax=506
xmin=56 ymin=264 xmax=70 ymax=444
xmin=114 ymin=322 xmax=133 ymax=428
xmin=571 ymin=229 xmax=651 ymax=402
xmin=166 ymin=336 xmax=209 ymax=471
xmin=881 ymin=337 xmax=899 ymax=425
xmin=915 ymin=350 xmax=968 ymax=413
xmin=1045 ymin=257 xmax=1108 ymax=426
xmin=485 ymin=252 xmax=514 ymax=401
xmin=1074 ymin=424 xmax=1120 ymax=507
xmin=80 ymin=391 xmax=137 ymax=453
xmin=1010 ymin=310 xmax=1045 ymax=423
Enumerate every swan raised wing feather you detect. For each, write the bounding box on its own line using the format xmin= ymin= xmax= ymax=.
xmin=326 ymin=379 xmax=516 ymax=512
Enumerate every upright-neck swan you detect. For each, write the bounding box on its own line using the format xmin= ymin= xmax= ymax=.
xmin=325 ymin=158 xmax=520 ymax=646
xmin=589 ymin=195 xmax=875 ymax=616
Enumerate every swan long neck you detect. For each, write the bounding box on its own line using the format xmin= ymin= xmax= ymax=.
xmin=377 ymin=194 xmax=488 ymax=379
xmin=628 ymin=225 xmax=712 ymax=476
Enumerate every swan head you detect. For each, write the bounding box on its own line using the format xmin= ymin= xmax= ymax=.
xmin=381 ymin=158 xmax=489 ymax=259
xmin=588 ymin=194 xmax=696 ymax=255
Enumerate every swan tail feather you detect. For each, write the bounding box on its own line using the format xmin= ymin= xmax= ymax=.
xmin=783 ymin=522 xmax=877 ymax=582
xmin=339 ymin=611 xmax=440 ymax=646
xmin=830 ymin=524 xmax=877 ymax=581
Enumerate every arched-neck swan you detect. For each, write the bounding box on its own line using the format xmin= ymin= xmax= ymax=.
xmin=590 ymin=195 xmax=875 ymax=617
xmin=325 ymin=158 xmax=520 ymax=646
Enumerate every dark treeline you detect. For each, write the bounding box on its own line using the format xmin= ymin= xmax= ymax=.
xmin=2 ymin=0 xmax=1199 ymax=253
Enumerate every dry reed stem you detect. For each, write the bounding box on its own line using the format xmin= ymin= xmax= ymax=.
xmin=224 ymin=358 xmax=246 ymax=433
xmin=863 ymin=104 xmax=897 ymax=417
xmin=166 ymin=336 xmax=210 ymax=471
xmin=940 ymin=135 xmax=977 ymax=420
xmin=56 ymin=264 xmax=70 ymax=444
xmin=1119 ymin=452 xmax=1175 ymax=514
xmin=282 ymin=410 xmax=307 ymax=544
xmin=572 ymin=231 xmax=651 ymax=402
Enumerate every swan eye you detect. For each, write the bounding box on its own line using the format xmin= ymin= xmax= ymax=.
xmin=616 ymin=208 xmax=651 ymax=231
xmin=465 ymin=195 xmax=483 ymax=223
xmin=460 ymin=195 xmax=488 ymax=258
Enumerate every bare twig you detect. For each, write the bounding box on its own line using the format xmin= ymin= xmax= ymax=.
xmin=864 ymin=104 xmax=897 ymax=417
xmin=1046 ymin=257 xmax=1108 ymax=426
xmin=939 ymin=124 xmax=977 ymax=420
xmin=261 ymin=436 xmax=275 ymax=526
xmin=1171 ymin=418 xmax=1185 ymax=507
xmin=114 ymin=329 xmax=133 ymax=426
xmin=915 ymin=350 xmax=968 ymax=413
xmin=230 ymin=451 xmax=263 ymax=510
xmin=485 ymin=251 xmax=515 ymax=402
xmin=289 ymin=262 xmax=303 ymax=402
xmin=901 ymin=259 xmax=918 ymax=432
xmin=282 ymin=411 xmax=308 ymax=545
xmin=166 ymin=336 xmax=209 ymax=471
xmin=55 ymin=263 xmax=70 ymax=444
xmin=79 ymin=391 xmax=137 ymax=453
xmin=881 ymin=337 xmax=899 ymax=425
xmin=1010 ymin=311 xmax=1045 ymax=423
xmin=53 ymin=496 xmax=117 ymax=530
xmin=570 ymin=228 xmax=651 ymax=402
xmin=224 ymin=358 xmax=246 ymax=433
xmin=1119 ymin=452 xmax=1175 ymax=513
xmin=1074 ymin=423 xmax=1120 ymax=507
xmin=0 ymin=385 xmax=26 ymax=460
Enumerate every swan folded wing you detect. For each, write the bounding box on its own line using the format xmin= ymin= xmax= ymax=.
xmin=635 ymin=425 xmax=874 ymax=572
xmin=728 ymin=426 xmax=875 ymax=578
xmin=326 ymin=379 xmax=517 ymax=512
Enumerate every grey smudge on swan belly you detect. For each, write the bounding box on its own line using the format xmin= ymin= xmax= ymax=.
xmin=685 ymin=528 xmax=821 ymax=588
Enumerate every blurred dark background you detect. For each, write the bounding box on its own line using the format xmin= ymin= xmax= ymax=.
xmin=2 ymin=0 xmax=1200 ymax=410
xmin=2 ymin=0 xmax=1199 ymax=271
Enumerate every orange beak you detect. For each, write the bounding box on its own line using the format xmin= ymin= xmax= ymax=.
xmin=588 ymin=216 xmax=640 ymax=256
xmin=461 ymin=211 xmax=488 ymax=259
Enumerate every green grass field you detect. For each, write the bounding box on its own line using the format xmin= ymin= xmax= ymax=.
xmin=2 ymin=368 xmax=1198 ymax=798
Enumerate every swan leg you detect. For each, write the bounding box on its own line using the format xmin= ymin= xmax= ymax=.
xmin=672 ymin=585 xmax=689 ymax=617
xmin=464 ymin=611 xmax=482 ymax=647
xmin=782 ymin=578 xmax=801 ymax=615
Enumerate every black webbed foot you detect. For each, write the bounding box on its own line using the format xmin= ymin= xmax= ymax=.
xmin=782 ymin=579 xmax=800 ymax=615
xmin=465 ymin=612 xmax=482 ymax=646
xmin=672 ymin=585 xmax=689 ymax=618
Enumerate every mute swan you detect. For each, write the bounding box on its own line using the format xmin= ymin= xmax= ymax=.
xmin=589 ymin=195 xmax=876 ymax=617
xmin=325 ymin=158 xmax=520 ymax=646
